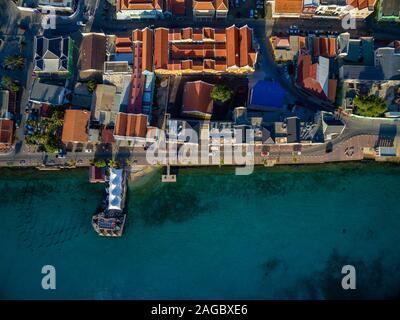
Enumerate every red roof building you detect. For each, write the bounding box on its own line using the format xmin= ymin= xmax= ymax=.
xmin=0 ymin=119 xmax=14 ymax=150
xmin=61 ymin=109 xmax=90 ymax=144
xmin=152 ymin=25 xmax=257 ymax=74
xmin=297 ymin=53 xmax=339 ymax=101
xmin=182 ymin=80 xmax=214 ymax=119
xmin=313 ymin=37 xmax=337 ymax=58
xmin=114 ymin=113 xmax=148 ymax=140
xmin=116 ymin=0 xmax=162 ymax=11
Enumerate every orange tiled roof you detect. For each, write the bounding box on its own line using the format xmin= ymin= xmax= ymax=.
xmin=313 ymin=37 xmax=337 ymax=58
xmin=328 ymin=79 xmax=338 ymax=103
xmin=215 ymin=0 xmax=228 ymax=10
xmin=193 ymin=1 xmax=215 ymax=10
xmin=0 ymin=119 xmax=14 ymax=145
xmin=297 ymin=53 xmax=328 ymax=100
xmin=117 ymin=0 xmax=162 ymax=10
xmin=132 ymin=29 xmax=143 ymax=41
xmin=152 ymin=25 xmax=256 ymax=72
xmin=275 ymin=0 xmax=303 ymax=14
xmin=192 ymin=0 xmax=228 ymax=10
xmin=154 ymin=28 xmax=169 ymax=69
xmin=347 ymin=0 xmax=376 ymax=9
xmin=226 ymin=26 xmax=239 ymax=67
xmin=299 ymin=36 xmax=307 ymax=49
xmin=142 ymin=28 xmax=153 ymax=72
xmin=114 ymin=113 xmax=148 ymax=138
xmin=62 ymin=109 xmax=90 ymax=143
xmin=182 ymin=81 xmax=214 ymax=116
xmin=115 ymin=36 xmax=132 ymax=53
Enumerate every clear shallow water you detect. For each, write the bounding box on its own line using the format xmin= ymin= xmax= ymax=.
xmin=0 ymin=163 xmax=400 ymax=299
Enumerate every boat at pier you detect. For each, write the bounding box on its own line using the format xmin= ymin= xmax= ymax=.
xmin=92 ymin=167 xmax=127 ymax=237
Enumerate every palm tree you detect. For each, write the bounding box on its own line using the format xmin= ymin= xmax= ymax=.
xmin=87 ymin=79 xmax=97 ymax=93
xmin=1 ymin=76 xmax=19 ymax=92
xmin=108 ymin=159 xmax=119 ymax=168
xmin=3 ymin=55 xmax=25 ymax=70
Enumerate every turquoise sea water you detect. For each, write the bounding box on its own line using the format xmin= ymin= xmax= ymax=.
xmin=0 ymin=163 xmax=400 ymax=299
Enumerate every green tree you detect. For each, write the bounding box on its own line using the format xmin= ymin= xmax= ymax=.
xmin=108 ymin=159 xmax=119 ymax=168
xmin=354 ymin=95 xmax=388 ymax=117
xmin=94 ymin=159 xmax=107 ymax=168
xmin=3 ymin=55 xmax=25 ymax=70
xmin=44 ymin=135 xmax=58 ymax=153
xmin=87 ymin=79 xmax=97 ymax=93
xmin=1 ymin=76 xmax=19 ymax=92
xmin=211 ymin=85 xmax=233 ymax=104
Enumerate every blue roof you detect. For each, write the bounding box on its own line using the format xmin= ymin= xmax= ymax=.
xmin=249 ymin=81 xmax=286 ymax=110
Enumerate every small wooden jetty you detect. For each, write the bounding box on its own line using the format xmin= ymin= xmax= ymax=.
xmin=161 ymin=165 xmax=176 ymax=182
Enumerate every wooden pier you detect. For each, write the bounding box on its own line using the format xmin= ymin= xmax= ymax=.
xmin=162 ymin=165 xmax=176 ymax=183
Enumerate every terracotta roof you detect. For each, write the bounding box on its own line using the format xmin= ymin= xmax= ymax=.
xmin=226 ymin=26 xmax=239 ymax=67
xmin=182 ymin=81 xmax=214 ymax=117
xmin=302 ymin=78 xmax=325 ymax=99
xmin=239 ymin=26 xmax=252 ymax=67
xmin=80 ymin=33 xmax=106 ymax=71
xmin=115 ymin=37 xmax=131 ymax=46
xmin=328 ymin=79 xmax=338 ymax=103
xmin=154 ymin=28 xmax=169 ymax=69
xmin=115 ymin=37 xmax=132 ymax=53
xmin=299 ymin=37 xmax=307 ymax=49
xmin=182 ymin=27 xmax=193 ymax=39
xmin=0 ymin=119 xmax=13 ymax=145
xmin=214 ymin=29 xmax=226 ymax=41
xmin=192 ymin=0 xmax=228 ymax=10
xmin=297 ymin=53 xmax=330 ymax=100
xmin=347 ymin=0 xmax=376 ymax=10
xmin=215 ymin=0 xmax=228 ymax=10
xmin=62 ymin=109 xmax=90 ymax=143
xmin=275 ymin=0 xmax=303 ymax=14
xmin=132 ymin=30 xmax=143 ymax=42
xmin=297 ymin=53 xmax=313 ymax=84
xmin=313 ymin=37 xmax=337 ymax=58
xmin=276 ymin=38 xmax=290 ymax=48
xmin=117 ymin=0 xmax=162 ymax=10
xmin=101 ymin=126 xmax=115 ymax=144
xmin=114 ymin=113 xmax=148 ymax=138
xmin=142 ymin=28 xmax=153 ymax=72
xmin=193 ymin=1 xmax=215 ymax=10
xmin=152 ymin=25 xmax=256 ymax=72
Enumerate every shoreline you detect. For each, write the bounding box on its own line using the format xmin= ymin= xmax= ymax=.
xmin=0 ymin=158 xmax=399 ymax=172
